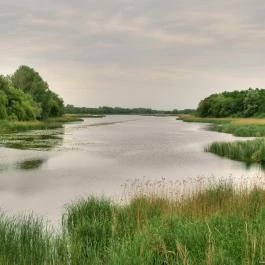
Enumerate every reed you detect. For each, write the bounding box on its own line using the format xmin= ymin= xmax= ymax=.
xmin=1 ymin=183 xmax=265 ymax=264
xmin=0 ymin=114 xmax=83 ymax=134
xmin=178 ymin=114 xmax=265 ymax=137
xmin=205 ymin=138 xmax=265 ymax=163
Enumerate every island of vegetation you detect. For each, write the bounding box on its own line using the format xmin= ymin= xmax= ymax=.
xmin=179 ymin=88 xmax=265 ymax=164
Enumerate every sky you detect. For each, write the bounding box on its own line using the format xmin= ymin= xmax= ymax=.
xmin=1 ymin=0 xmax=265 ymax=110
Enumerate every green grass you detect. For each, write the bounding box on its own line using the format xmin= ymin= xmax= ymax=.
xmin=47 ymin=114 xmax=84 ymax=124
xmin=1 ymin=185 xmax=265 ymax=264
xmin=0 ymin=114 xmax=83 ymax=150
xmin=178 ymin=114 xmax=265 ymax=164
xmin=205 ymin=138 xmax=265 ymax=163
xmin=0 ymin=114 xmax=83 ymax=134
xmin=211 ymin=123 xmax=265 ymax=137
xmin=77 ymin=114 xmax=106 ymax=118
xmin=177 ymin=115 xmax=232 ymax=125
xmin=0 ymin=120 xmax=62 ymax=134
xmin=178 ymin=114 xmax=265 ymax=137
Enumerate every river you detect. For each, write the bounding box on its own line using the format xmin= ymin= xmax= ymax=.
xmin=0 ymin=115 xmax=263 ymax=224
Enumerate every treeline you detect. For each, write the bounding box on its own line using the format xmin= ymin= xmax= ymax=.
xmin=197 ymin=88 xmax=265 ymax=117
xmin=64 ymin=104 xmax=195 ymax=115
xmin=0 ymin=66 xmax=64 ymax=121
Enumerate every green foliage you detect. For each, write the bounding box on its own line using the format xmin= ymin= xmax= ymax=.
xmin=0 ymin=65 xmax=64 ymax=121
xmin=0 ymin=75 xmax=40 ymax=121
xmin=198 ymin=88 xmax=265 ymax=118
xmin=11 ymin=65 xmax=64 ymax=120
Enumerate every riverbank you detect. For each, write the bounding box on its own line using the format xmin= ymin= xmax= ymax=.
xmin=0 ymin=114 xmax=83 ymax=134
xmin=178 ymin=114 xmax=265 ymax=137
xmin=1 ymin=184 xmax=265 ymax=264
xmin=178 ymin=114 xmax=265 ymax=163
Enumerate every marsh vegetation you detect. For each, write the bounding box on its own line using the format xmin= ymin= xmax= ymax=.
xmin=179 ymin=115 xmax=265 ymax=165
xmin=205 ymin=139 xmax=265 ymax=163
xmin=1 ymin=184 xmax=265 ymax=264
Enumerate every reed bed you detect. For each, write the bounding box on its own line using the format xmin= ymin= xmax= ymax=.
xmin=205 ymin=139 xmax=265 ymax=163
xmin=179 ymin=114 xmax=265 ymax=164
xmin=1 ymin=181 xmax=265 ymax=264
xmin=0 ymin=114 xmax=83 ymax=134
xmin=212 ymin=123 xmax=265 ymax=137
xmin=178 ymin=114 xmax=265 ymax=137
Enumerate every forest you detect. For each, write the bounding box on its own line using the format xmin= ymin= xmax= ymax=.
xmin=197 ymin=88 xmax=265 ymax=117
xmin=0 ymin=65 xmax=64 ymax=121
xmin=64 ymin=104 xmax=195 ymax=115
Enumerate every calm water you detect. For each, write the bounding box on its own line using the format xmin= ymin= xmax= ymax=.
xmin=0 ymin=115 xmax=264 ymax=223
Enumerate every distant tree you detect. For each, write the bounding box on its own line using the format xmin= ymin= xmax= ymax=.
xmin=197 ymin=88 xmax=265 ymax=118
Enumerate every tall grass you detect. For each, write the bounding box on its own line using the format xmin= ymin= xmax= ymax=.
xmin=178 ymin=114 xmax=265 ymax=137
xmin=205 ymin=139 xmax=265 ymax=163
xmin=0 ymin=213 xmax=66 ymax=265
xmin=0 ymin=120 xmax=62 ymax=134
xmin=0 ymin=114 xmax=83 ymax=134
xmin=212 ymin=123 xmax=265 ymax=137
xmin=1 ymin=184 xmax=265 ymax=264
xmin=178 ymin=114 xmax=265 ymax=164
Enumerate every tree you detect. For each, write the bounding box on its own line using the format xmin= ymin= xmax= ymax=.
xmin=0 ymin=75 xmax=40 ymax=121
xmin=11 ymin=65 xmax=64 ymax=119
xmin=197 ymin=88 xmax=265 ymax=118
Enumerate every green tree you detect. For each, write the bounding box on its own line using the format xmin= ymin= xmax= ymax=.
xmin=11 ymin=65 xmax=64 ymax=119
xmin=197 ymin=88 xmax=265 ymax=118
xmin=0 ymin=75 xmax=40 ymax=121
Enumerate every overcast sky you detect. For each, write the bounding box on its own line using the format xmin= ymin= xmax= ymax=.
xmin=1 ymin=0 xmax=265 ymax=109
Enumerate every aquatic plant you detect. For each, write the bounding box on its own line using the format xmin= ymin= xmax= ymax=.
xmin=205 ymin=139 xmax=265 ymax=163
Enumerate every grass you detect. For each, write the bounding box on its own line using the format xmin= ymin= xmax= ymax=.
xmin=47 ymin=114 xmax=84 ymax=124
xmin=0 ymin=120 xmax=61 ymax=134
xmin=205 ymin=138 xmax=265 ymax=163
xmin=78 ymin=114 xmax=106 ymax=118
xmin=178 ymin=114 xmax=265 ymax=164
xmin=0 ymin=114 xmax=83 ymax=150
xmin=178 ymin=114 xmax=265 ymax=137
xmin=1 ymin=184 xmax=265 ymax=264
xmin=177 ymin=114 xmax=232 ymax=124
xmin=0 ymin=114 xmax=83 ymax=134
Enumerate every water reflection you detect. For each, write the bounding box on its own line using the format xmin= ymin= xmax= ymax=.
xmin=0 ymin=163 xmax=9 ymax=172
xmin=245 ymin=161 xmax=265 ymax=172
xmin=16 ymin=158 xmax=46 ymax=170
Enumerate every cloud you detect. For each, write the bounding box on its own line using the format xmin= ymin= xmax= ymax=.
xmin=1 ymin=0 xmax=265 ymax=109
